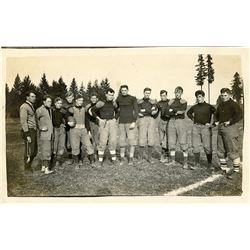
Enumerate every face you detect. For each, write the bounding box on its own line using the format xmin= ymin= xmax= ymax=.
xmin=121 ymin=88 xmax=128 ymax=96
xmin=144 ymin=90 xmax=151 ymax=99
xmin=90 ymin=95 xmax=98 ymax=104
xmin=175 ymin=90 xmax=183 ymax=99
xmin=27 ymin=93 xmax=36 ymax=104
xmin=76 ymin=98 xmax=84 ymax=106
xmin=106 ymin=91 xmax=115 ymax=101
xmin=221 ymin=92 xmax=230 ymax=102
xmin=196 ymin=94 xmax=205 ymax=103
xmin=55 ymin=100 xmax=63 ymax=109
xmin=44 ymin=98 xmax=52 ymax=108
xmin=66 ymin=95 xmax=74 ymax=103
xmin=160 ymin=92 xmax=168 ymax=101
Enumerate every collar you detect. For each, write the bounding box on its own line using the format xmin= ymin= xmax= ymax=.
xmin=75 ymin=105 xmax=83 ymax=110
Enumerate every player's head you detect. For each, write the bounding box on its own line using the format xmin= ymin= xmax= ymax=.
xmin=75 ymin=94 xmax=84 ymax=107
xmin=54 ymin=97 xmax=63 ymax=109
xmin=120 ymin=85 xmax=129 ymax=96
xmin=66 ymin=91 xmax=74 ymax=103
xmin=90 ymin=92 xmax=98 ymax=104
xmin=195 ymin=90 xmax=205 ymax=103
xmin=143 ymin=87 xmax=151 ymax=99
xmin=220 ymin=88 xmax=231 ymax=102
xmin=106 ymin=88 xmax=115 ymax=101
xmin=43 ymin=95 xmax=52 ymax=108
xmin=26 ymin=91 xmax=36 ymax=104
xmin=174 ymin=86 xmax=183 ymax=99
xmin=160 ymin=90 xmax=168 ymax=101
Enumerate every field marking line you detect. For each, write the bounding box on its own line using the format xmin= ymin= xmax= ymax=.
xmin=164 ymin=174 xmax=223 ymax=196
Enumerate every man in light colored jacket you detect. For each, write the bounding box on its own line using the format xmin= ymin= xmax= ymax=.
xmin=19 ymin=91 xmax=38 ymax=172
xmin=36 ymin=95 xmax=54 ymax=174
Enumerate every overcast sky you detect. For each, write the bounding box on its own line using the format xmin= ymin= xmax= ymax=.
xmin=5 ymin=48 xmax=243 ymax=104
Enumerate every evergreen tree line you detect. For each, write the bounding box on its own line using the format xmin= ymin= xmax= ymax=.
xmin=5 ymin=73 xmax=111 ymax=117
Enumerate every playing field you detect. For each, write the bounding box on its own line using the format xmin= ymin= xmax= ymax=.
xmin=5 ymin=118 xmax=243 ymax=197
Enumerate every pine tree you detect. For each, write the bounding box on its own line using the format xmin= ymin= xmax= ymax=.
xmin=51 ymin=77 xmax=68 ymax=99
xmin=231 ymin=72 xmax=243 ymax=104
xmin=69 ymin=78 xmax=78 ymax=97
xmin=100 ymin=78 xmax=110 ymax=100
xmin=195 ymin=54 xmax=207 ymax=90
xmin=86 ymin=81 xmax=92 ymax=96
xmin=206 ymin=54 xmax=215 ymax=104
xmin=38 ymin=73 xmax=50 ymax=95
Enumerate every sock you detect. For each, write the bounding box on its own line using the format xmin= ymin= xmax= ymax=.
xmin=129 ymin=146 xmax=135 ymax=158
xmin=139 ymin=146 xmax=144 ymax=159
xmin=194 ymin=152 xmax=200 ymax=163
xmin=219 ymin=158 xmax=228 ymax=170
xmin=169 ymin=150 xmax=175 ymax=162
xmin=183 ymin=151 xmax=188 ymax=163
xmin=110 ymin=150 xmax=117 ymax=161
xmin=120 ymin=147 xmax=125 ymax=158
xmin=98 ymin=151 xmax=104 ymax=162
xmin=206 ymin=153 xmax=212 ymax=164
xmin=233 ymin=157 xmax=241 ymax=172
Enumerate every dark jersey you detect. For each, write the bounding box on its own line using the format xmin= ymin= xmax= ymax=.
xmin=116 ymin=94 xmax=139 ymax=123
xmin=91 ymin=100 xmax=118 ymax=120
xmin=187 ymin=102 xmax=216 ymax=125
xmin=157 ymin=100 xmax=170 ymax=121
xmin=138 ymin=98 xmax=158 ymax=118
xmin=168 ymin=98 xmax=187 ymax=119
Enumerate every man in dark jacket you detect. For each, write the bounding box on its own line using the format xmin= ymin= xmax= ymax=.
xmin=19 ymin=91 xmax=38 ymax=172
xmin=116 ymin=85 xmax=139 ymax=166
xmin=215 ymin=88 xmax=243 ymax=177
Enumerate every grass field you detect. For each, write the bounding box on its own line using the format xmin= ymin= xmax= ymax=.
xmin=5 ymin=117 xmax=243 ymax=197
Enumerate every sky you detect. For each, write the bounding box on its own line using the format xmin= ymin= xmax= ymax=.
xmin=4 ymin=48 xmax=243 ymax=104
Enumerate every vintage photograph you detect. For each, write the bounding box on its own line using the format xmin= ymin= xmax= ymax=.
xmin=2 ymin=47 xmax=248 ymax=198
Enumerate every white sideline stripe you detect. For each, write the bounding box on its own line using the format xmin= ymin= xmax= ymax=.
xmin=164 ymin=174 xmax=223 ymax=196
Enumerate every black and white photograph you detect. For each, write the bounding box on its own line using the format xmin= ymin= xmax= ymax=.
xmin=2 ymin=47 xmax=248 ymax=198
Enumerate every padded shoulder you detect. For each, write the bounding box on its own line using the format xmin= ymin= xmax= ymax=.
xmin=168 ymin=99 xmax=175 ymax=106
xmin=149 ymin=99 xmax=157 ymax=105
xmin=137 ymin=99 xmax=144 ymax=104
xmin=96 ymin=101 xmax=105 ymax=109
xmin=85 ymin=103 xmax=91 ymax=110
xmin=180 ymin=98 xmax=187 ymax=104
xmin=68 ymin=107 xmax=74 ymax=114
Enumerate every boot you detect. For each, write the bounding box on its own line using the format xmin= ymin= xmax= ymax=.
xmin=147 ymin=146 xmax=155 ymax=164
xmin=206 ymin=153 xmax=213 ymax=170
xmin=128 ymin=157 xmax=134 ymax=166
xmin=43 ymin=160 xmax=54 ymax=175
xmin=88 ymin=154 xmax=96 ymax=167
xmin=72 ymin=155 xmax=80 ymax=169
xmin=190 ymin=153 xmax=200 ymax=170
xmin=165 ymin=152 xmax=175 ymax=166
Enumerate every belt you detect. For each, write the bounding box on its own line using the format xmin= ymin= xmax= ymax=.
xmin=194 ymin=123 xmax=206 ymax=126
xmin=75 ymin=124 xmax=85 ymax=129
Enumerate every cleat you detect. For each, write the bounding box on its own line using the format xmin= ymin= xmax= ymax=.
xmin=41 ymin=165 xmax=46 ymax=172
xmin=119 ymin=157 xmax=126 ymax=166
xmin=44 ymin=167 xmax=54 ymax=175
xmin=190 ymin=163 xmax=200 ymax=170
xmin=182 ymin=163 xmax=189 ymax=169
xmin=128 ymin=158 xmax=134 ymax=166
xmin=165 ymin=160 xmax=175 ymax=166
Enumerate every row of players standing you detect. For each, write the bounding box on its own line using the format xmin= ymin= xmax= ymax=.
xmin=20 ymin=85 xmax=242 ymax=177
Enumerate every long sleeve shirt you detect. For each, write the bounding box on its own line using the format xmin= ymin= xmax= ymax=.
xmin=215 ymin=98 xmax=243 ymax=125
xmin=116 ymin=94 xmax=139 ymax=123
xmin=137 ymin=98 xmax=158 ymax=118
xmin=19 ymin=101 xmax=37 ymax=136
xmin=168 ymin=98 xmax=187 ymax=119
xmin=157 ymin=100 xmax=170 ymax=121
xmin=52 ymin=108 xmax=66 ymax=128
xmin=187 ymin=102 xmax=216 ymax=125
xmin=91 ymin=100 xmax=118 ymax=120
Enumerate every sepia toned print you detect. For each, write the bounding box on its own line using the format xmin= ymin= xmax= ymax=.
xmin=1 ymin=47 xmax=249 ymax=201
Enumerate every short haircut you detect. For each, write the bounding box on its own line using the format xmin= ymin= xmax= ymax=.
xmin=75 ymin=94 xmax=83 ymax=100
xmin=195 ymin=90 xmax=205 ymax=97
xmin=66 ymin=91 xmax=74 ymax=98
xmin=120 ymin=85 xmax=129 ymax=90
xmin=220 ymin=88 xmax=231 ymax=94
xmin=175 ymin=86 xmax=183 ymax=93
xmin=54 ymin=97 xmax=63 ymax=103
xmin=144 ymin=87 xmax=151 ymax=93
xmin=160 ymin=90 xmax=167 ymax=95
xmin=25 ymin=91 xmax=36 ymax=98
xmin=90 ymin=92 xmax=98 ymax=98
xmin=106 ymin=88 xmax=115 ymax=94
xmin=43 ymin=95 xmax=52 ymax=101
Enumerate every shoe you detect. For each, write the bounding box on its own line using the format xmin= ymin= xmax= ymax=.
xmin=44 ymin=167 xmax=54 ymax=175
xmin=182 ymin=163 xmax=189 ymax=169
xmin=111 ymin=159 xmax=119 ymax=166
xmin=78 ymin=160 xmax=83 ymax=166
xmin=165 ymin=160 xmax=175 ymax=166
xmin=147 ymin=157 xmax=155 ymax=164
xmin=160 ymin=155 xmax=168 ymax=163
xmin=96 ymin=161 xmax=103 ymax=168
xmin=41 ymin=165 xmax=46 ymax=172
xmin=225 ymin=168 xmax=237 ymax=179
xmin=55 ymin=161 xmax=60 ymax=168
xmin=190 ymin=163 xmax=200 ymax=170
xmin=128 ymin=158 xmax=134 ymax=166
xmin=119 ymin=157 xmax=126 ymax=166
